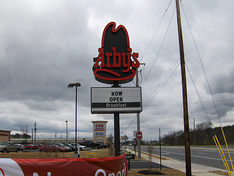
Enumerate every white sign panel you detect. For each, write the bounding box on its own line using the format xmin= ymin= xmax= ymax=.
xmin=94 ymin=132 xmax=106 ymax=136
xmin=91 ymin=87 xmax=142 ymax=114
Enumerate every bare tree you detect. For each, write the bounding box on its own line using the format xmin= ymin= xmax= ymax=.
xmin=147 ymin=143 xmax=154 ymax=172
xmin=20 ymin=125 xmax=29 ymax=144
xmin=107 ymin=133 xmax=114 ymax=155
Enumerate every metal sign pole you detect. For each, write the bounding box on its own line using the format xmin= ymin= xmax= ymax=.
xmin=136 ymin=68 xmax=141 ymax=159
xmin=114 ymin=113 xmax=120 ymax=156
xmin=113 ymin=82 xmax=120 ymax=156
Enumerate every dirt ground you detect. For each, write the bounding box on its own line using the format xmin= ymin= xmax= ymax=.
xmin=0 ymin=149 xmax=227 ymax=176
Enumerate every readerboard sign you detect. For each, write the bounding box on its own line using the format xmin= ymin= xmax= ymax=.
xmin=91 ymin=87 xmax=142 ymax=114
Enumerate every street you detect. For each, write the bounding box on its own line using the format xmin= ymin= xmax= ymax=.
xmin=129 ymin=146 xmax=234 ymax=170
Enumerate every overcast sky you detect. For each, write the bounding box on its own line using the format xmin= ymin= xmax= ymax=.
xmin=0 ymin=0 xmax=233 ymax=141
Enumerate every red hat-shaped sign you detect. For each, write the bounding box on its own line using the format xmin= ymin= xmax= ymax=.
xmin=93 ymin=22 xmax=140 ymax=84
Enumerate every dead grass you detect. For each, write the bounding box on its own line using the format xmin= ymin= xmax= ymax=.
xmin=0 ymin=149 xmax=114 ymax=159
xmin=0 ymin=149 xmax=227 ymax=175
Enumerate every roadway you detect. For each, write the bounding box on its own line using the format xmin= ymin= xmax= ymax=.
xmin=128 ymin=146 xmax=234 ymax=170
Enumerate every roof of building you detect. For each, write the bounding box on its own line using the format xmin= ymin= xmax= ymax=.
xmin=0 ymin=130 xmax=11 ymax=133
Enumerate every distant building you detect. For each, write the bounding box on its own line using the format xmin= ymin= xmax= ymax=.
xmin=0 ymin=130 xmax=11 ymax=142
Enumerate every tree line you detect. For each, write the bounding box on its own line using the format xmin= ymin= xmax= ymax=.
xmin=162 ymin=122 xmax=234 ymax=145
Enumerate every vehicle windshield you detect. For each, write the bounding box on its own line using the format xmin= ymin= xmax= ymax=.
xmin=65 ymin=143 xmax=72 ymax=147
xmin=0 ymin=142 xmax=8 ymax=145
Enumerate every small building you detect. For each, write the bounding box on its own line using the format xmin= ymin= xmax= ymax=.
xmin=92 ymin=121 xmax=108 ymax=144
xmin=0 ymin=130 xmax=11 ymax=142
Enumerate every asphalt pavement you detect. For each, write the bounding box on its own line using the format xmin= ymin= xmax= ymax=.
xmin=143 ymin=146 xmax=234 ymax=170
xmin=125 ymin=147 xmax=233 ymax=176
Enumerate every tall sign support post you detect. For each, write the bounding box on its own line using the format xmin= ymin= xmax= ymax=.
xmin=175 ymin=0 xmax=191 ymax=175
xmin=113 ymin=82 xmax=121 ymax=156
xmin=92 ymin=22 xmax=142 ymax=156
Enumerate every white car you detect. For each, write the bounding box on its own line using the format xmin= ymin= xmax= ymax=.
xmin=71 ymin=143 xmax=86 ymax=151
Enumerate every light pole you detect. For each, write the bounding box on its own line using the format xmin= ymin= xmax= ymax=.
xmin=65 ymin=121 xmax=68 ymax=143
xmin=68 ymin=82 xmax=81 ymax=158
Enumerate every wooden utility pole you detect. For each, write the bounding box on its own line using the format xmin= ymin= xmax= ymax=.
xmin=175 ymin=0 xmax=191 ymax=175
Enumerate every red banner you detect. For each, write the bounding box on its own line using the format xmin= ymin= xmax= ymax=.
xmin=0 ymin=154 xmax=128 ymax=176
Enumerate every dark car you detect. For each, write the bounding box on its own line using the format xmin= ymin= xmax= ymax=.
xmin=38 ymin=143 xmax=68 ymax=152
xmin=84 ymin=141 xmax=100 ymax=149
xmin=98 ymin=144 xmax=108 ymax=149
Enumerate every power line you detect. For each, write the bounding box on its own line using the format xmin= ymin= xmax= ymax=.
xmin=181 ymin=5 xmax=221 ymax=125
xmin=140 ymin=0 xmax=173 ymax=62
xmin=141 ymin=7 xmax=176 ymax=86
xmin=120 ymin=1 xmax=174 ymax=134
xmin=144 ymin=59 xmax=180 ymax=107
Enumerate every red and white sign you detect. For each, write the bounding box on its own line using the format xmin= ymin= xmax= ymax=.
xmin=0 ymin=154 xmax=128 ymax=176
xmin=93 ymin=21 xmax=140 ymax=84
xmin=136 ymin=131 xmax=142 ymax=140
xmin=94 ymin=124 xmax=105 ymax=131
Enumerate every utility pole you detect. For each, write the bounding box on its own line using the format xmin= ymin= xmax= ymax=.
xmin=136 ymin=63 xmax=145 ymax=159
xmin=34 ymin=122 xmax=37 ymax=143
xmin=194 ymin=118 xmax=196 ymax=145
xmin=175 ymin=0 xmax=191 ymax=175
xmin=65 ymin=121 xmax=68 ymax=143
xmin=159 ymin=128 xmax=162 ymax=171
xmin=32 ymin=129 xmax=33 ymax=143
xmin=136 ymin=68 xmax=141 ymax=159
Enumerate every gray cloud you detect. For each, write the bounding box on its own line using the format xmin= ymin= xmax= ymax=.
xmin=0 ymin=0 xmax=233 ymax=140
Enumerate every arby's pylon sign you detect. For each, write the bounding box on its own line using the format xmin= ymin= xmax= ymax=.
xmin=93 ymin=22 xmax=140 ymax=84
xmin=0 ymin=154 xmax=127 ymax=176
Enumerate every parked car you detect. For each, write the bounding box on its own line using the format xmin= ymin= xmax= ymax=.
xmin=38 ymin=143 xmax=68 ymax=152
xmin=56 ymin=143 xmax=72 ymax=151
xmin=0 ymin=141 xmax=20 ymax=153
xmin=83 ymin=141 xmax=100 ymax=149
xmin=70 ymin=143 xmax=86 ymax=151
xmin=24 ymin=144 xmax=37 ymax=150
xmin=98 ymin=144 xmax=107 ymax=149
xmin=61 ymin=142 xmax=76 ymax=151
xmin=33 ymin=143 xmax=43 ymax=148
xmin=15 ymin=144 xmax=25 ymax=151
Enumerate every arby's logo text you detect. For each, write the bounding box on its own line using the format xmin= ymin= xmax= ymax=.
xmin=93 ymin=22 xmax=140 ymax=84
